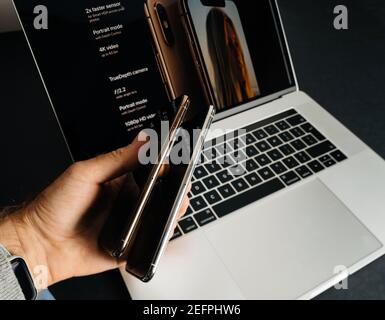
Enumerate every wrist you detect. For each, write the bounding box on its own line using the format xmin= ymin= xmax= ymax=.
xmin=0 ymin=208 xmax=53 ymax=289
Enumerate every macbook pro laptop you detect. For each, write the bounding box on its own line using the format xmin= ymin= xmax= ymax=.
xmin=121 ymin=0 xmax=385 ymax=299
xmin=12 ymin=0 xmax=385 ymax=299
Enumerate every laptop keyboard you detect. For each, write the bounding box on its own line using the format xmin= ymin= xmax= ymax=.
xmin=171 ymin=109 xmax=348 ymax=241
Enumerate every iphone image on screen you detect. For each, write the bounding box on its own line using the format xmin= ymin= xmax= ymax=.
xmin=145 ymin=0 xmax=208 ymax=108
xmin=180 ymin=0 xmax=261 ymax=110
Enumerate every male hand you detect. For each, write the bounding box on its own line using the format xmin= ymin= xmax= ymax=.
xmin=0 ymin=137 xmax=189 ymax=288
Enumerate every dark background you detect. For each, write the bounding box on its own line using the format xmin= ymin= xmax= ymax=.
xmin=0 ymin=0 xmax=384 ymax=299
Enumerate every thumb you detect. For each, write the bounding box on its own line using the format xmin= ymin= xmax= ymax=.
xmin=74 ymin=134 xmax=148 ymax=184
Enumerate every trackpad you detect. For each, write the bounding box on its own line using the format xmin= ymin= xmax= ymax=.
xmin=205 ymin=179 xmax=382 ymax=299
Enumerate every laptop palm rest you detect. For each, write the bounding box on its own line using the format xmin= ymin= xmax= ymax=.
xmin=205 ymin=179 xmax=382 ymax=299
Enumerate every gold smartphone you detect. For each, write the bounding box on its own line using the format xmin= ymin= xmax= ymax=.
xmin=124 ymin=103 xmax=215 ymax=282
xmin=144 ymin=0 xmax=208 ymax=107
xmin=99 ymin=96 xmax=190 ymax=258
xmin=99 ymin=95 xmax=216 ymax=282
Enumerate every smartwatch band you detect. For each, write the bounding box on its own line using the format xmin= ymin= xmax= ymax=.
xmin=0 ymin=245 xmax=37 ymax=300
xmin=0 ymin=245 xmax=11 ymax=259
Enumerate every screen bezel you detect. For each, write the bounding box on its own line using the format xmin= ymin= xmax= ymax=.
xmin=181 ymin=0 xmax=298 ymax=122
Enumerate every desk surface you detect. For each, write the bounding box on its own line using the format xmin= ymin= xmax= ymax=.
xmin=0 ymin=0 xmax=384 ymax=299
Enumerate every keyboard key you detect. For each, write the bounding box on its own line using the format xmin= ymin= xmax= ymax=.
xmin=320 ymin=156 xmax=337 ymax=168
xmin=194 ymin=209 xmax=217 ymax=227
xmin=202 ymin=176 xmax=220 ymax=190
xmin=283 ymin=156 xmax=300 ymax=169
xmin=245 ymin=145 xmax=259 ymax=157
xmin=291 ymin=139 xmax=307 ymax=151
xmin=265 ymin=125 xmax=279 ymax=136
xmin=301 ymin=123 xmax=326 ymax=141
xmin=216 ymin=170 xmax=234 ymax=183
xmin=218 ymin=184 xmax=236 ymax=199
xmin=229 ymin=165 xmax=246 ymax=177
xmin=308 ymin=160 xmax=325 ymax=173
xmin=255 ymin=141 xmax=272 ymax=152
xmin=245 ymin=134 xmax=257 ymax=145
xmin=245 ymin=172 xmax=262 ymax=186
xmin=290 ymin=127 xmax=306 ymax=138
xmin=271 ymin=162 xmax=288 ymax=175
xmin=253 ymin=129 xmax=268 ymax=140
xmin=325 ymin=159 xmax=337 ymax=168
xmin=216 ymin=143 xmax=232 ymax=155
xmin=204 ymin=148 xmax=217 ymax=161
xmin=307 ymin=141 xmax=336 ymax=158
xmin=213 ymin=179 xmax=285 ymax=218
xmin=279 ymin=144 xmax=296 ymax=156
xmin=287 ymin=114 xmax=306 ymax=126
xmin=280 ymin=171 xmax=301 ymax=186
xmin=204 ymin=162 xmax=222 ymax=174
xmin=170 ymin=227 xmax=183 ymax=241
xmin=267 ymin=149 xmax=284 ymax=161
xmin=231 ymin=150 xmax=247 ymax=163
xmin=194 ymin=166 xmax=209 ymax=179
xmin=276 ymin=120 xmax=290 ymax=131
xmin=279 ymin=131 xmax=295 ymax=142
xmin=331 ymin=150 xmax=347 ymax=162
xmin=184 ymin=206 xmax=193 ymax=217
xmin=190 ymin=196 xmax=208 ymax=212
xmin=204 ymin=190 xmax=222 ymax=205
xmin=228 ymin=138 xmax=244 ymax=151
xmin=255 ymin=154 xmax=272 ymax=167
xmin=267 ymin=136 xmax=284 ymax=147
xmin=191 ymin=181 xmax=206 ymax=196
xmin=258 ymin=167 xmax=275 ymax=180
xmin=296 ymin=165 xmax=313 ymax=179
xmin=245 ymin=159 xmax=259 ymax=172
xmin=179 ymin=217 xmax=198 ymax=234
xmin=218 ymin=155 xmax=236 ymax=168
xmin=231 ymin=178 xmax=249 ymax=192
xmin=302 ymin=134 xmax=318 ymax=146
xmin=319 ymin=155 xmax=332 ymax=163
xmin=294 ymin=152 xmax=311 ymax=164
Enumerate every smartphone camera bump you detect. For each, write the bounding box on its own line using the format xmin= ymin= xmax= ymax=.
xmin=156 ymin=3 xmax=175 ymax=46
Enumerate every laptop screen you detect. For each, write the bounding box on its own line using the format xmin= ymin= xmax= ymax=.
xmin=184 ymin=0 xmax=295 ymax=114
xmin=13 ymin=0 xmax=295 ymax=160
